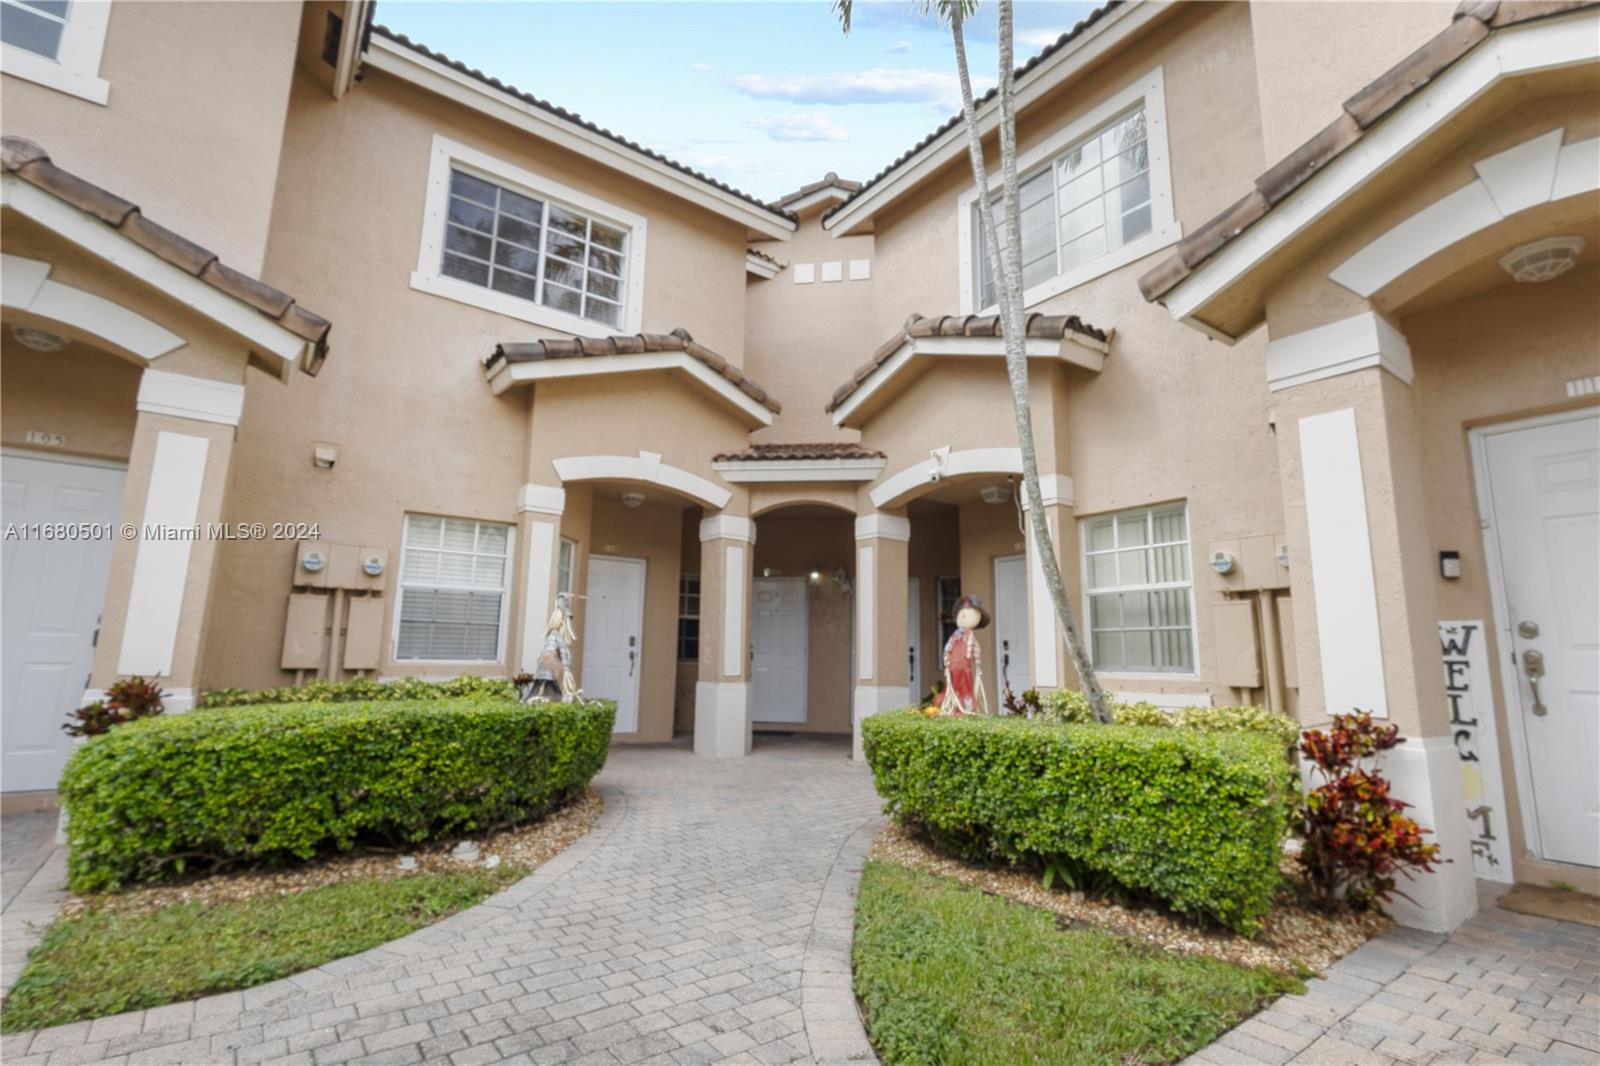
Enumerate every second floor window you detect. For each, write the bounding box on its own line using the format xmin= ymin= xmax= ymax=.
xmin=443 ymin=170 xmax=626 ymax=329
xmin=975 ymin=105 xmax=1151 ymax=310
xmin=1 ymin=0 xmax=67 ymax=58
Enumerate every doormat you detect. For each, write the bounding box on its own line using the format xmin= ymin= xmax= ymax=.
xmin=1497 ymin=883 xmax=1600 ymax=928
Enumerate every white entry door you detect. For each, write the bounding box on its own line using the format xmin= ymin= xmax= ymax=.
xmin=994 ymin=555 xmax=1031 ymax=696
xmin=1480 ymin=411 xmax=1600 ymax=868
xmin=752 ymin=577 xmax=807 ymax=723
xmin=582 ymin=556 xmax=645 ymax=734
xmin=907 ymin=577 xmax=922 ymax=705
xmin=2 ymin=453 xmax=126 ymax=792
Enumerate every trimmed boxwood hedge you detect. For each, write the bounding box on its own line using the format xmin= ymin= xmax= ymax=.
xmin=60 ymin=697 xmax=613 ymax=893
xmin=862 ymin=710 xmax=1294 ymax=934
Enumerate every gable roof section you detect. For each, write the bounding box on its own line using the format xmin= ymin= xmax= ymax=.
xmin=1 ymin=137 xmax=332 ymax=376
xmin=775 ymin=172 xmax=862 ymax=214
xmin=821 ymin=0 xmax=1166 ymax=234
xmin=364 ymin=26 xmax=796 ymax=240
xmin=484 ymin=327 xmax=780 ymax=426
xmin=1138 ymin=0 xmax=1599 ymax=337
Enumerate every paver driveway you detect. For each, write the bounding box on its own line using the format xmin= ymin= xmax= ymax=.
xmin=1 ymin=734 xmax=884 ymax=1066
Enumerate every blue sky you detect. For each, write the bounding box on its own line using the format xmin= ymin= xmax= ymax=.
xmin=377 ymin=2 xmax=1104 ymax=202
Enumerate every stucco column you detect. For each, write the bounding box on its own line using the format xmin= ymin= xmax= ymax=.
xmin=513 ymin=484 xmax=566 ymax=674
xmin=695 ymin=514 xmax=755 ymax=758
xmin=89 ymin=370 xmax=244 ymax=713
xmin=1021 ymin=476 xmax=1078 ymax=693
xmin=853 ymin=512 xmax=910 ymax=761
xmin=1267 ymin=310 xmax=1475 ymax=932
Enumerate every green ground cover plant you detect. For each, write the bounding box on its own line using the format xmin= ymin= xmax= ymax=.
xmin=853 ymin=861 xmax=1301 ymax=1065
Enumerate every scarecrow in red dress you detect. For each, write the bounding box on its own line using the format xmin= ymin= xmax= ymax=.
xmin=937 ymin=595 xmax=991 ymax=716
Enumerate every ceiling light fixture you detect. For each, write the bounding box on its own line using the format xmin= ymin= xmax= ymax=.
xmin=620 ymin=491 xmax=646 ymax=509
xmin=980 ymin=484 xmax=1011 ymax=505
xmin=12 ymin=325 xmax=68 ymax=352
xmin=1499 ymin=236 xmax=1584 ymax=283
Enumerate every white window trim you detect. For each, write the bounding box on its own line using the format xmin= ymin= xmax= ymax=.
xmin=411 ymin=134 xmax=648 ymax=338
xmin=391 ymin=513 xmax=516 ymax=666
xmin=1078 ymin=500 xmax=1199 ymax=678
xmin=1 ymin=0 xmax=112 ymax=105
xmin=957 ymin=67 xmax=1179 ymax=316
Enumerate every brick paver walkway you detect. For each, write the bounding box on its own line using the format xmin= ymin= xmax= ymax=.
xmin=1 ymin=734 xmax=884 ymax=1066
xmin=1188 ymin=884 xmax=1600 ymax=1065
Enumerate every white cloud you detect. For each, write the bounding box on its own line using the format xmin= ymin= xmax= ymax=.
xmin=748 ymin=114 xmax=848 ymax=143
xmin=729 ymin=68 xmax=991 ymax=109
xmin=691 ymin=62 xmax=713 ymax=73
xmin=888 ymin=39 xmax=912 ymax=54
xmin=1017 ymin=30 xmax=1066 ymax=49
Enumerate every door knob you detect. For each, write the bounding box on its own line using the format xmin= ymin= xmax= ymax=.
xmin=1522 ymin=649 xmax=1547 ymax=717
xmin=1517 ymin=620 xmax=1540 ymax=639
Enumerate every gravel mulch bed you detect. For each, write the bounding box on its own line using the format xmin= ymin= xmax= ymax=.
xmin=62 ymin=789 xmax=603 ymax=919
xmin=869 ymin=819 xmax=1388 ymax=975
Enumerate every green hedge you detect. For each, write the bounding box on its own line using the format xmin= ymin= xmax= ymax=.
xmin=1041 ymin=691 xmax=1300 ymax=747
xmin=862 ymin=711 xmax=1294 ymax=934
xmin=60 ymin=697 xmax=613 ymax=893
xmin=198 ymin=675 xmax=516 ymax=708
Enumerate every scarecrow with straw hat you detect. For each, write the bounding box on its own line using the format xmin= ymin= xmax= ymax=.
xmin=936 ymin=594 xmax=991 ymax=716
xmin=516 ymin=592 xmax=584 ymax=703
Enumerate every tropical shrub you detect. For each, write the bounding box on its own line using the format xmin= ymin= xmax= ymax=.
xmin=62 ymin=677 xmax=166 ymax=737
xmin=198 ymin=674 xmax=516 ymax=708
xmin=863 ymin=711 xmax=1295 ymax=934
xmin=1299 ymin=712 xmax=1444 ymax=909
xmin=1041 ymin=689 xmax=1300 ymax=748
xmin=59 ymin=696 xmax=613 ymax=892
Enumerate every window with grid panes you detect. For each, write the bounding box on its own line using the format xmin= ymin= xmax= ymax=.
xmin=396 ymin=515 xmax=510 ymax=661
xmin=676 ymin=574 xmax=700 ymax=662
xmin=1 ymin=0 xmax=68 ymax=57
xmin=441 ymin=170 xmax=627 ymax=329
xmin=975 ymin=106 xmax=1150 ymax=308
xmin=557 ymin=538 xmax=576 ymax=597
xmin=1083 ymin=504 xmax=1194 ymax=672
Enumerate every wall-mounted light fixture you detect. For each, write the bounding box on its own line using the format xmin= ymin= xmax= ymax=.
xmin=808 ymin=569 xmax=822 ymax=586
xmin=1439 ymin=550 xmax=1462 ymax=580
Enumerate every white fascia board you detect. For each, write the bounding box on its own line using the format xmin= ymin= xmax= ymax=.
xmin=487 ymin=350 xmax=773 ymax=427
xmin=821 ymin=0 xmax=1168 ymax=235
xmin=332 ymin=0 xmax=369 ymax=99
xmin=711 ymin=457 xmax=885 ymax=482
xmin=781 ymin=187 xmax=852 ymax=215
xmin=832 ymin=334 xmax=1104 ymax=427
xmin=745 ymin=252 xmax=781 ymax=279
xmin=1161 ymin=11 xmax=1600 ymax=331
xmin=365 ymin=37 xmax=796 ymax=240
xmin=1 ymin=177 xmax=309 ymax=376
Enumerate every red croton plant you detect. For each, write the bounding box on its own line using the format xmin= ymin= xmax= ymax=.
xmin=1299 ymin=711 xmax=1445 ymax=910
xmin=62 ymin=676 xmax=166 ymax=737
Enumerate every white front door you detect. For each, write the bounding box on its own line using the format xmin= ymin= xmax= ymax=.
xmin=581 ymin=555 xmax=645 ymax=734
xmin=1480 ymin=411 xmax=1600 ymax=868
xmin=994 ymin=554 xmax=1031 ymax=696
xmin=752 ymin=577 xmax=806 ymax=723
xmin=907 ymin=577 xmax=922 ymax=705
xmin=2 ymin=452 xmax=126 ymax=792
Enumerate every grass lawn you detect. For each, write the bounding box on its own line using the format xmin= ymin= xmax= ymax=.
xmin=1 ymin=865 xmax=523 ymax=1033
xmin=853 ymin=861 xmax=1303 ymax=1065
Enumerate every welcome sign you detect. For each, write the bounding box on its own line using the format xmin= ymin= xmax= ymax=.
xmin=1441 ymin=620 xmax=1513 ymax=882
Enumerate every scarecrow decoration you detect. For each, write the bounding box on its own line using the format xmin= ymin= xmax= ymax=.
xmin=517 ymin=592 xmax=584 ymax=703
xmin=935 ymin=594 xmax=991 ymax=716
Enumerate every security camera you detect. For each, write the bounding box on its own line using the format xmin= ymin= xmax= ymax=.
xmin=927 ymin=469 xmax=943 ymax=483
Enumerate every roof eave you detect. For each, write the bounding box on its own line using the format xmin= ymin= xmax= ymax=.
xmin=364 ymin=35 xmax=797 ymax=240
xmin=485 ymin=351 xmax=775 ymax=428
xmin=821 ymin=0 xmax=1169 ymax=236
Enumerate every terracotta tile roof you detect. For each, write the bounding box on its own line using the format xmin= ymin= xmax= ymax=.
xmin=486 ymin=327 xmax=782 ymax=414
xmin=1138 ymin=0 xmax=1596 ymax=304
xmin=370 ymin=26 xmax=795 ymax=228
xmin=826 ymin=312 xmax=1108 ymax=413
xmin=822 ymin=1 xmax=1123 ymax=226
xmin=775 ymin=172 xmax=862 ymax=208
xmin=712 ymin=442 xmax=885 ymax=462
xmin=2 ymin=137 xmax=332 ymax=372
xmin=746 ymin=247 xmax=784 ymax=268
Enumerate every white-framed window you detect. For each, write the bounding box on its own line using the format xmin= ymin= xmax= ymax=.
xmin=676 ymin=573 xmax=700 ymax=662
xmin=557 ymin=537 xmax=576 ymax=597
xmin=957 ymin=68 xmax=1178 ymax=314
xmin=395 ymin=513 xmax=513 ymax=662
xmin=1 ymin=0 xmax=112 ymax=105
xmin=1081 ymin=502 xmax=1195 ymax=674
xmin=412 ymin=135 xmax=647 ymax=338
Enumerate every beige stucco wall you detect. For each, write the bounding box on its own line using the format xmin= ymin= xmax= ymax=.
xmin=1247 ymin=1 xmax=1454 ymax=163
xmin=0 ymin=338 xmax=139 ymax=463
xmin=0 ymin=1 xmax=301 ymax=276
xmin=200 ymin=59 xmax=760 ymax=692
xmin=747 ymin=205 xmax=874 ymax=442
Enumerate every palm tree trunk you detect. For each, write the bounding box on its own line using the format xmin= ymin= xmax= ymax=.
xmin=950 ymin=3 xmax=1111 ymax=722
